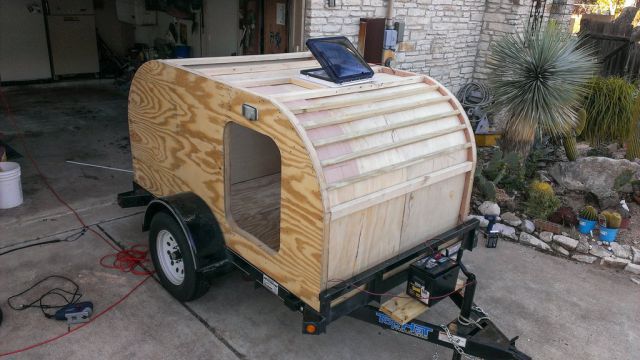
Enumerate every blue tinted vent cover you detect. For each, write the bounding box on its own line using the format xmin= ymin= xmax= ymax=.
xmin=302 ymin=36 xmax=374 ymax=84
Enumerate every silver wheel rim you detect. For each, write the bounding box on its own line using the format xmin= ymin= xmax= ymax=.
xmin=156 ymin=229 xmax=185 ymax=285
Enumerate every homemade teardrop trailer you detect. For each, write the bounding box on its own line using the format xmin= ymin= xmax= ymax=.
xmin=119 ymin=37 xmax=530 ymax=360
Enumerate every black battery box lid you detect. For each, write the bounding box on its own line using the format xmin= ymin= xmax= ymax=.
xmin=411 ymin=257 xmax=457 ymax=278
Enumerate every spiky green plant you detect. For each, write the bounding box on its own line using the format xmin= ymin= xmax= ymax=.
xmin=563 ymin=108 xmax=587 ymax=161
xmin=578 ymin=205 xmax=598 ymax=221
xmin=627 ymin=119 xmax=640 ymax=160
xmin=487 ymin=22 xmax=597 ymax=154
xmin=525 ymin=181 xmax=561 ymax=220
xmin=582 ymin=77 xmax=637 ymax=146
xmin=601 ymin=210 xmax=622 ymax=229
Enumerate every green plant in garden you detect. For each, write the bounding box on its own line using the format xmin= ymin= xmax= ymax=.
xmin=578 ymin=205 xmax=598 ymax=221
xmin=601 ymin=210 xmax=622 ymax=229
xmin=525 ymin=181 xmax=561 ymax=220
xmin=474 ymin=149 xmax=526 ymax=200
xmin=582 ymin=76 xmax=638 ymax=146
xmin=563 ymin=108 xmax=587 ymax=161
xmin=627 ymin=120 xmax=640 ymax=160
xmin=487 ymin=22 xmax=597 ymax=154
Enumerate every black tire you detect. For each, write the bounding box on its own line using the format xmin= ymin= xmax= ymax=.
xmin=149 ymin=211 xmax=210 ymax=301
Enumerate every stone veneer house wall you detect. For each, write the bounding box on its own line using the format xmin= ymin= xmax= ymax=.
xmin=304 ymin=0 xmax=574 ymax=91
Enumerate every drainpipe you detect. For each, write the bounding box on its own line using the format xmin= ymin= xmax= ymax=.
xmin=386 ymin=0 xmax=394 ymax=29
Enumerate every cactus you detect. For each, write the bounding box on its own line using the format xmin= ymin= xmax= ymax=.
xmin=531 ymin=181 xmax=554 ymax=195
xmin=563 ymin=136 xmax=579 ymax=161
xmin=525 ymin=181 xmax=560 ymax=220
xmin=475 ymin=173 xmax=497 ymax=201
xmin=601 ymin=210 xmax=622 ymax=229
xmin=578 ymin=205 xmax=598 ymax=221
xmin=563 ymin=109 xmax=587 ymax=161
xmin=626 ymin=120 xmax=640 ymax=160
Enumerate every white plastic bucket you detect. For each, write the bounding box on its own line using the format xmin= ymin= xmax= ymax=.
xmin=0 ymin=162 xmax=23 ymax=209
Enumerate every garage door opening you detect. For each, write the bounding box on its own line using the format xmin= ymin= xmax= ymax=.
xmin=226 ymin=122 xmax=281 ymax=251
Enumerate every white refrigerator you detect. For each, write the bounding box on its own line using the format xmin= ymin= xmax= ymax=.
xmin=0 ymin=1 xmax=52 ymax=82
xmin=46 ymin=0 xmax=99 ymax=76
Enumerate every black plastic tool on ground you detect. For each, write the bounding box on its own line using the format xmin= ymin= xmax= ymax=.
xmin=485 ymin=215 xmax=499 ymax=248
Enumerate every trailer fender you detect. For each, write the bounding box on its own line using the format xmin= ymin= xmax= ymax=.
xmin=143 ymin=192 xmax=227 ymax=271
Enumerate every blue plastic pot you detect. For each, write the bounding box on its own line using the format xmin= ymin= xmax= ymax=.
xmin=599 ymin=227 xmax=619 ymax=242
xmin=577 ymin=218 xmax=597 ymax=234
xmin=174 ymin=45 xmax=191 ymax=58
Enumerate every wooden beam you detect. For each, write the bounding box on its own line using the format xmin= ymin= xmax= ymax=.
xmin=303 ymin=96 xmax=452 ymax=130
xmin=274 ymin=75 xmax=426 ymax=102
xmin=289 ymin=84 xmax=437 ymax=114
xmin=230 ymin=77 xmax=293 ymax=87
xmin=200 ymin=60 xmax=320 ymax=76
xmin=380 ymin=296 xmax=429 ymax=325
xmin=330 ymin=161 xmax=473 ymax=219
xmin=320 ymin=124 xmax=467 ymax=167
xmin=313 ymin=110 xmax=460 ymax=147
xmin=167 ymin=51 xmax=314 ymax=66
xmin=326 ymin=143 xmax=472 ymax=190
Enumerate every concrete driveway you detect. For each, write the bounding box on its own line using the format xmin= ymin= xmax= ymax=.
xmin=1 ymin=82 xmax=638 ymax=360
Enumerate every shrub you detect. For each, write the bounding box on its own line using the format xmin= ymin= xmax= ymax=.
xmin=582 ymin=76 xmax=638 ymax=146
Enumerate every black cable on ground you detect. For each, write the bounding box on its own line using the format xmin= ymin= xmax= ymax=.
xmin=7 ymin=275 xmax=82 ymax=319
xmin=0 ymin=228 xmax=87 ymax=257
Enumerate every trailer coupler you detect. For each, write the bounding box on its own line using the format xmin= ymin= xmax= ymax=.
xmin=349 ymin=305 xmax=530 ymax=360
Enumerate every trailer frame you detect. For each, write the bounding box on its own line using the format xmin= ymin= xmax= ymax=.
xmin=118 ymin=185 xmax=531 ymax=360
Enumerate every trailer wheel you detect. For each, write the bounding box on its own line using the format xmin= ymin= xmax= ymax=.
xmin=149 ymin=211 xmax=210 ymax=301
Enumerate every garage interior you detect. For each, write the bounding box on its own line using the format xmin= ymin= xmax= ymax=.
xmin=1 ymin=1 xmax=639 ymax=360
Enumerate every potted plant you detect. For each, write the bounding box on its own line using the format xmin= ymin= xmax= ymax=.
xmin=598 ymin=210 xmax=622 ymax=242
xmin=577 ymin=205 xmax=598 ymax=234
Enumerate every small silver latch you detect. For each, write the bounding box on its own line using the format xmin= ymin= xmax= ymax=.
xmin=242 ymin=104 xmax=258 ymax=121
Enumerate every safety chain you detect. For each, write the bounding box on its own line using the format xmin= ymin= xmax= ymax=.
xmin=472 ymin=305 xmax=488 ymax=317
xmin=439 ymin=324 xmax=482 ymax=360
xmin=432 ymin=307 xmax=490 ymax=359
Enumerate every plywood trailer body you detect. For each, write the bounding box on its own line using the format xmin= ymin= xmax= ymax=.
xmin=128 ymin=52 xmax=476 ymax=311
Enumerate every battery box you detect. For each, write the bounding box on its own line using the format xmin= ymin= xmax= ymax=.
xmin=406 ymin=256 xmax=460 ymax=306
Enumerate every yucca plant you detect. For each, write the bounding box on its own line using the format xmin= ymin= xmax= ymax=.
xmin=582 ymin=76 xmax=638 ymax=146
xmin=487 ymin=22 xmax=597 ymax=154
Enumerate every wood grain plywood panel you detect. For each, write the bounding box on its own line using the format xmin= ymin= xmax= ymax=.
xmin=399 ymin=174 xmax=466 ymax=251
xmin=129 ymin=60 xmax=325 ymax=310
xmin=327 ymin=195 xmax=406 ymax=281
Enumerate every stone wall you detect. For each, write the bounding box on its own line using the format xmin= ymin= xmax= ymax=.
xmin=304 ymin=0 xmax=573 ymax=91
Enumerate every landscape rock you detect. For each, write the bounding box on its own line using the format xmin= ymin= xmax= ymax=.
xmin=520 ymin=219 xmax=535 ymax=234
xmin=631 ymin=276 xmax=640 ymax=286
xmin=466 ymin=215 xmax=489 ymax=228
xmin=553 ymin=235 xmax=579 ymax=250
xmin=575 ymin=241 xmax=590 ymax=254
xmin=539 ymin=231 xmax=554 ymax=243
xmin=501 ymin=212 xmax=522 ymax=227
xmin=519 ymin=233 xmax=552 ymax=251
xmin=493 ymin=223 xmax=517 ymax=240
xmin=589 ymin=246 xmax=611 ymax=258
xmin=479 ymin=201 xmax=500 ymax=216
xmin=571 ymin=254 xmax=598 ymax=264
xmin=610 ymin=242 xmax=632 ymax=260
xmin=625 ymin=263 xmax=640 ymax=275
xmin=632 ymin=246 xmax=640 ymax=264
xmin=552 ymin=244 xmax=570 ymax=257
xmin=601 ymin=256 xmax=630 ymax=269
xmin=549 ymin=157 xmax=640 ymax=208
